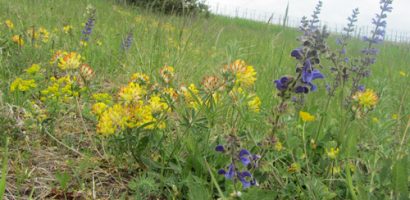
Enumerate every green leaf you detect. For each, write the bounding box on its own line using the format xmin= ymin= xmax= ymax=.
xmin=241 ymin=188 xmax=277 ymax=200
xmin=0 ymin=138 xmax=9 ymax=199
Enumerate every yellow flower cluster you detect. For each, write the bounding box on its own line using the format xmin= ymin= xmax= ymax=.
xmin=40 ymin=75 xmax=78 ymax=102
xmin=53 ymin=51 xmax=82 ymax=70
xmin=326 ymin=147 xmax=340 ymax=159
xmin=352 ymin=89 xmax=378 ymax=109
xmin=25 ymin=64 xmax=41 ymax=75
xmin=160 ymin=66 xmax=175 ymax=84
xmin=93 ymin=73 xmax=170 ymax=136
xmin=63 ymin=25 xmax=73 ymax=34
xmin=10 ymin=78 xmax=37 ymax=92
xmin=118 ymin=82 xmax=147 ymax=104
xmin=12 ymin=35 xmax=24 ymax=46
xmin=180 ymin=83 xmax=201 ymax=109
xmin=248 ymin=95 xmax=261 ymax=113
xmin=26 ymin=27 xmax=50 ymax=43
xmin=93 ymin=60 xmax=262 ymax=136
xmin=131 ymin=72 xmax=150 ymax=85
xmin=223 ymin=59 xmax=257 ymax=88
xmin=4 ymin=19 xmax=14 ymax=29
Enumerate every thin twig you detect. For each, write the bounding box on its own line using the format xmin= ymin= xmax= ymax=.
xmin=43 ymin=128 xmax=84 ymax=157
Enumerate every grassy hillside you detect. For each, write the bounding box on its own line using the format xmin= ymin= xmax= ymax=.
xmin=0 ymin=0 xmax=408 ymax=199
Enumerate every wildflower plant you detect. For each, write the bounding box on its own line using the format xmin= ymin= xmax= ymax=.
xmin=272 ymin=0 xmax=328 ymax=133
xmin=81 ymin=5 xmax=96 ymax=42
xmin=349 ymin=0 xmax=393 ymax=95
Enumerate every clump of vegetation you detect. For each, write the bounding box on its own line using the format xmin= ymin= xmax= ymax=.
xmin=1 ymin=0 xmax=408 ymax=199
xmin=127 ymin=0 xmax=209 ymax=15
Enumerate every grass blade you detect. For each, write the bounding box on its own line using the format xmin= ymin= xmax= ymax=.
xmin=0 ymin=137 xmax=9 ymax=199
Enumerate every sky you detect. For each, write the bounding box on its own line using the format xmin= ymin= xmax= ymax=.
xmin=205 ymin=0 xmax=409 ymax=39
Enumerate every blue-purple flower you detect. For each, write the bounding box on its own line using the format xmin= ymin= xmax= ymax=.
xmin=299 ymin=59 xmax=324 ymax=92
xmin=291 ymin=48 xmax=303 ymax=60
xmin=215 ymin=145 xmax=225 ymax=152
xmin=274 ymin=76 xmax=293 ymax=91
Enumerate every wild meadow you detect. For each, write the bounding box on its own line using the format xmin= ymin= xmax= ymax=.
xmin=0 ymin=0 xmax=409 ymax=199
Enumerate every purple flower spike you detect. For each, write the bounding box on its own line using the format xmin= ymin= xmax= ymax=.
xmin=218 ymin=169 xmax=226 ymax=175
xmin=358 ymin=85 xmax=365 ymax=91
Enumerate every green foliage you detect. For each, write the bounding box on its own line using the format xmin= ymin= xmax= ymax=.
xmin=392 ymin=156 xmax=408 ymax=200
xmin=126 ymin=0 xmax=209 ymax=15
xmin=0 ymin=138 xmax=9 ymax=199
xmin=55 ymin=171 xmax=71 ymax=191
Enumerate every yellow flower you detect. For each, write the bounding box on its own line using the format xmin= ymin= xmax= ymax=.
xmin=131 ymin=72 xmax=150 ymax=85
xmin=25 ymin=64 xmax=41 ymax=75
xmin=392 ymin=114 xmax=398 ymax=120
xmin=248 ymin=95 xmax=261 ymax=113
xmin=10 ymin=78 xmax=37 ymax=92
xmin=163 ymin=87 xmax=178 ymax=101
xmin=160 ymin=66 xmax=175 ymax=83
xmin=97 ymin=104 xmax=128 ymax=135
xmin=201 ymin=76 xmax=221 ymax=92
xmin=274 ymin=141 xmax=283 ymax=151
xmin=96 ymin=40 xmax=102 ymax=46
xmin=399 ymin=71 xmax=407 ymax=77
xmin=372 ymin=117 xmax=379 ymax=123
xmin=63 ymin=25 xmax=73 ymax=34
xmin=58 ymin=52 xmax=82 ymax=70
xmin=38 ymin=27 xmax=49 ymax=43
xmin=236 ymin=66 xmax=257 ymax=88
xmin=127 ymin=104 xmax=155 ymax=129
xmin=50 ymin=50 xmax=63 ymax=65
xmin=223 ymin=59 xmax=246 ymax=74
xmin=181 ymin=83 xmax=201 ymax=109
xmin=41 ymin=75 xmax=75 ymax=102
xmin=97 ymin=111 xmax=116 ymax=135
xmin=326 ymin=147 xmax=339 ymax=159
xmin=11 ymin=35 xmax=24 ymax=46
xmin=299 ymin=111 xmax=315 ymax=122
xmin=223 ymin=60 xmax=257 ymax=88
xmin=92 ymin=102 xmax=107 ymax=116
xmin=352 ymin=89 xmax=378 ymax=109
xmin=149 ymin=95 xmax=169 ymax=113
xmin=5 ymin=19 xmax=14 ymax=29
xmin=118 ymin=82 xmax=146 ymax=105
xmin=79 ymin=64 xmax=94 ymax=81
